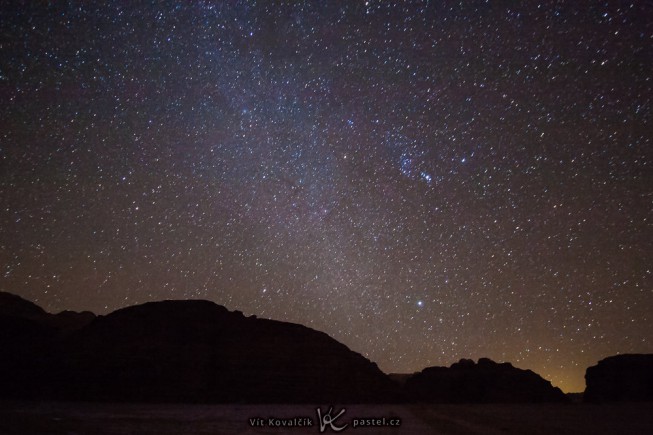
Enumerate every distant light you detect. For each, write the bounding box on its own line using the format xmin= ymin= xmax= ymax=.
xmin=417 ymin=300 xmax=424 ymax=307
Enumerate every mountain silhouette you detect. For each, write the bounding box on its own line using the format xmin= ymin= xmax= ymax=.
xmin=0 ymin=292 xmax=398 ymax=403
xmin=404 ymin=358 xmax=568 ymax=403
xmin=584 ymin=354 xmax=653 ymax=402
xmin=4 ymin=292 xmax=634 ymax=404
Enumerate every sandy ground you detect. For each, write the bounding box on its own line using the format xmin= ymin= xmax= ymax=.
xmin=0 ymin=401 xmax=652 ymax=434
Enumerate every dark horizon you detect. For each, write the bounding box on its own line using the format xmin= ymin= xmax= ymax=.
xmin=0 ymin=289 xmax=641 ymax=396
xmin=0 ymin=289 xmax=572 ymax=403
xmin=1 ymin=1 xmax=651 ymax=394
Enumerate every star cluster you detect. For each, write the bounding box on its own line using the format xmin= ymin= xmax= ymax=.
xmin=1 ymin=1 xmax=651 ymax=392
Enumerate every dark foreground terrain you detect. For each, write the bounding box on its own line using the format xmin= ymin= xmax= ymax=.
xmin=1 ymin=401 xmax=652 ymax=435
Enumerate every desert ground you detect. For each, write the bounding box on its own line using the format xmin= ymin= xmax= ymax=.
xmin=1 ymin=401 xmax=652 ymax=434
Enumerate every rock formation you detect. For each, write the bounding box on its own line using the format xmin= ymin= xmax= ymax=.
xmin=0 ymin=292 xmax=398 ymax=403
xmin=584 ymin=354 xmax=653 ymax=402
xmin=404 ymin=358 xmax=567 ymax=403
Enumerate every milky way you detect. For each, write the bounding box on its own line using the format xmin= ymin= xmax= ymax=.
xmin=1 ymin=1 xmax=651 ymax=392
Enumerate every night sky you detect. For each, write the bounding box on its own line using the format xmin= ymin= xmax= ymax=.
xmin=1 ymin=1 xmax=651 ymax=393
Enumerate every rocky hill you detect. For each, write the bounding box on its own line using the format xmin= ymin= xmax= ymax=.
xmin=404 ymin=358 xmax=568 ymax=403
xmin=0 ymin=292 xmax=398 ymax=403
xmin=584 ymin=354 xmax=653 ymax=402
